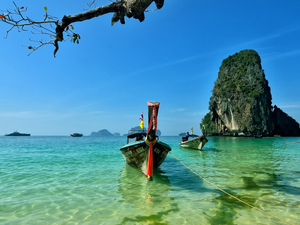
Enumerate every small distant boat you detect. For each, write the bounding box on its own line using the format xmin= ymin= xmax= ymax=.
xmin=70 ymin=133 xmax=83 ymax=137
xmin=120 ymin=102 xmax=171 ymax=181
xmin=180 ymin=134 xmax=208 ymax=150
xmin=5 ymin=131 xmax=30 ymax=136
xmin=254 ymin=135 xmax=263 ymax=138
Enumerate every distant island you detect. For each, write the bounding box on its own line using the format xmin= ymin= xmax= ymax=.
xmin=201 ymin=49 xmax=300 ymax=137
xmin=89 ymin=127 xmax=163 ymax=136
xmin=123 ymin=126 xmax=161 ymax=136
xmin=5 ymin=131 xmax=30 ymax=136
xmin=90 ymin=129 xmax=120 ymax=137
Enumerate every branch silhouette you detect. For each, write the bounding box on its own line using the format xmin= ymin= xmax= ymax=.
xmin=1 ymin=0 xmax=164 ymax=57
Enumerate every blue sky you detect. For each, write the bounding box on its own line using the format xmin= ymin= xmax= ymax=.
xmin=1 ymin=0 xmax=300 ymax=136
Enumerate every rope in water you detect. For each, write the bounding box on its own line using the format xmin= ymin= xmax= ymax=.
xmin=169 ymin=152 xmax=294 ymax=225
xmin=285 ymin=142 xmax=300 ymax=145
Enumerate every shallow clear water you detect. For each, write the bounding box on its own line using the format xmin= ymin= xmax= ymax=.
xmin=0 ymin=136 xmax=299 ymax=224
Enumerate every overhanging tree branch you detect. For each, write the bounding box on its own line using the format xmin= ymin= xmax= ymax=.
xmin=1 ymin=0 xmax=165 ymax=57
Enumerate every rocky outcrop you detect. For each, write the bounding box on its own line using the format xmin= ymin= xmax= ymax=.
xmin=272 ymin=106 xmax=300 ymax=136
xmin=90 ymin=129 xmax=114 ymax=136
xmin=202 ymin=49 xmax=299 ymax=137
xmin=125 ymin=126 xmax=161 ymax=136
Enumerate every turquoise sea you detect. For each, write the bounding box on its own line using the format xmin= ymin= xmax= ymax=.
xmin=0 ymin=136 xmax=299 ymax=225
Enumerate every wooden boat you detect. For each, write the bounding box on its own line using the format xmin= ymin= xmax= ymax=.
xmin=120 ymin=102 xmax=171 ymax=181
xmin=70 ymin=133 xmax=83 ymax=137
xmin=180 ymin=134 xmax=208 ymax=150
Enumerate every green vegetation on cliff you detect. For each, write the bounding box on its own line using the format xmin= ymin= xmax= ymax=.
xmin=200 ymin=112 xmax=219 ymax=135
xmin=205 ymin=49 xmax=274 ymax=136
xmin=210 ymin=49 xmax=266 ymax=109
xmin=202 ymin=49 xmax=299 ymax=137
xmin=219 ymin=49 xmax=261 ymax=70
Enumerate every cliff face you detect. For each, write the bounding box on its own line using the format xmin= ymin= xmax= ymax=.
xmin=203 ymin=49 xmax=299 ymax=137
xmin=208 ymin=50 xmax=273 ymax=136
xmin=273 ymin=106 xmax=300 ymax=136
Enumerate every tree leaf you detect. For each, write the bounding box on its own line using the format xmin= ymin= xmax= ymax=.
xmin=44 ymin=6 xmax=48 ymax=11
xmin=70 ymin=25 xmax=74 ymax=30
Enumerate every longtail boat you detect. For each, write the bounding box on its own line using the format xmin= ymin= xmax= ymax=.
xmin=180 ymin=134 xmax=208 ymax=150
xmin=180 ymin=126 xmax=208 ymax=150
xmin=120 ymin=102 xmax=171 ymax=181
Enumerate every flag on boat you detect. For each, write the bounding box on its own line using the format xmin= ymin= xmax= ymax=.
xmin=139 ymin=112 xmax=143 ymax=121
xmin=139 ymin=112 xmax=144 ymax=129
xmin=140 ymin=120 xmax=144 ymax=129
xmin=191 ymin=127 xmax=193 ymax=134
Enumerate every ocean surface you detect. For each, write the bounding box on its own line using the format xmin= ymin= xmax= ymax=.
xmin=0 ymin=135 xmax=299 ymax=225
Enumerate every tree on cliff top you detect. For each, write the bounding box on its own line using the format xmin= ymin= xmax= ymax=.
xmin=0 ymin=0 xmax=164 ymax=57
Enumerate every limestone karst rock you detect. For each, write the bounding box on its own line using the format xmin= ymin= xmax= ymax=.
xmin=202 ymin=49 xmax=300 ymax=137
xmin=90 ymin=129 xmax=114 ymax=136
xmin=272 ymin=105 xmax=300 ymax=136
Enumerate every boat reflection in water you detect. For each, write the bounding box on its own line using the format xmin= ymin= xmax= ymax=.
xmin=117 ymin=164 xmax=174 ymax=216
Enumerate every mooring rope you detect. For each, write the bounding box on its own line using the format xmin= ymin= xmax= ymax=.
xmin=169 ymin=152 xmax=294 ymax=225
xmin=285 ymin=142 xmax=300 ymax=145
